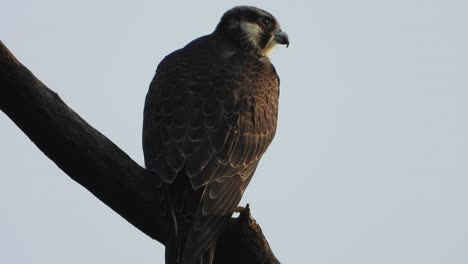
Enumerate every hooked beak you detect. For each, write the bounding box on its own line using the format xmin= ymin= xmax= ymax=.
xmin=274 ymin=30 xmax=289 ymax=48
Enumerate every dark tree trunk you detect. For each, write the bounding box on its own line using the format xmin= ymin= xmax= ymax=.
xmin=0 ymin=40 xmax=280 ymax=264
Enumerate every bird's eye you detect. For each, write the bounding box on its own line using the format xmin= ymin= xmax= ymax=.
xmin=259 ymin=17 xmax=272 ymax=27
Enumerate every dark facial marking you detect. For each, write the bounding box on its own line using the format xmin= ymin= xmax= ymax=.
xmin=258 ymin=16 xmax=275 ymax=30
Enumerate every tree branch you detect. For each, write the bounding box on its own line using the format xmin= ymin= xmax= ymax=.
xmin=0 ymin=40 xmax=279 ymax=263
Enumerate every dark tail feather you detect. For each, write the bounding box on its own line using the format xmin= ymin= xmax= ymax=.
xmin=165 ymin=237 xmax=177 ymax=264
xmin=165 ymin=187 xmax=179 ymax=264
xmin=195 ymin=242 xmax=216 ymax=264
xmin=166 ymin=239 xmax=216 ymax=264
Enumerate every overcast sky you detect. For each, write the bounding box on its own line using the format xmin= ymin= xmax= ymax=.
xmin=1 ymin=0 xmax=468 ymax=263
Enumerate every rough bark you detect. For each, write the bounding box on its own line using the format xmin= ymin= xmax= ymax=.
xmin=0 ymin=40 xmax=279 ymax=263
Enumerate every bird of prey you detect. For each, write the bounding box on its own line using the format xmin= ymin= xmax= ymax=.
xmin=143 ymin=6 xmax=289 ymax=264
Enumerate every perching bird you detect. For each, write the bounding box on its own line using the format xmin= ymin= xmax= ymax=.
xmin=143 ymin=6 xmax=288 ymax=264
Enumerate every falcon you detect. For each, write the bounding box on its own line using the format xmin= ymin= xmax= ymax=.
xmin=143 ymin=6 xmax=289 ymax=264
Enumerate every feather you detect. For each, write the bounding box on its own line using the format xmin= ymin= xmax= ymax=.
xmin=142 ymin=9 xmax=281 ymax=263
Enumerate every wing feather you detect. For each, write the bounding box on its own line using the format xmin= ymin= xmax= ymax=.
xmin=143 ymin=35 xmax=279 ymax=264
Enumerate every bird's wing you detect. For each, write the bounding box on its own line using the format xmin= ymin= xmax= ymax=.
xmin=144 ymin=37 xmax=278 ymax=186
xmin=143 ymin=36 xmax=279 ymax=263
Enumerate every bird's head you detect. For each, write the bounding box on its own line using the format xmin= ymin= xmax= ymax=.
xmin=215 ymin=6 xmax=289 ymax=56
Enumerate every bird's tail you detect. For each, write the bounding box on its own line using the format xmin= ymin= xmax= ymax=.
xmin=196 ymin=242 xmax=216 ymax=264
xmin=164 ymin=191 xmax=216 ymax=264
xmin=165 ymin=226 xmax=217 ymax=264
xmin=164 ymin=174 xmax=224 ymax=264
xmin=164 ymin=186 xmax=179 ymax=264
xmin=165 ymin=236 xmax=177 ymax=264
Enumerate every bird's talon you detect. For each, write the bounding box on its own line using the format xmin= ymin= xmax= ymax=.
xmin=234 ymin=206 xmax=245 ymax=213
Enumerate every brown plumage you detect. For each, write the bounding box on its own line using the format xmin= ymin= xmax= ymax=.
xmin=143 ymin=6 xmax=288 ymax=264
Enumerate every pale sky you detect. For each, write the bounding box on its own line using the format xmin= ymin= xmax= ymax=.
xmin=1 ymin=0 xmax=468 ymax=263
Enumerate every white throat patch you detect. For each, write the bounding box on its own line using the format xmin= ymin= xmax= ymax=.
xmin=239 ymin=21 xmax=277 ymax=57
xmin=262 ymin=35 xmax=277 ymax=56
